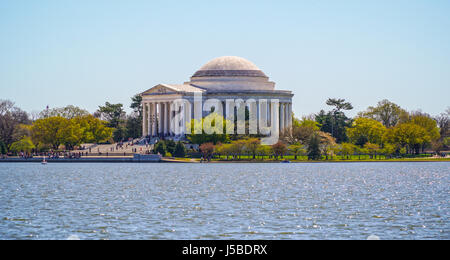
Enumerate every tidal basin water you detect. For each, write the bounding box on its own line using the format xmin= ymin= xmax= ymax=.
xmin=0 ymin=162 xmax=448 ymax=240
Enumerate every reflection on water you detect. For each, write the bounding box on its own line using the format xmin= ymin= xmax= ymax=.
xmin=0 ymin=162 xmax=448 ymax=240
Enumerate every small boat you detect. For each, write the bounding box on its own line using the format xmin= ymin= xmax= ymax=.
xmin=41 ymin=156 xmax=47 ymax=165
xmin=281 ymin=160 xmax=291 ymax=164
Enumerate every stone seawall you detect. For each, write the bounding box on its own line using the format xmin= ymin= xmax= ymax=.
xmin=0 ymin=154 xmax=162 ymax=163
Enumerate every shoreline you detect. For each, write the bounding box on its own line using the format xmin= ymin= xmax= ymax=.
xmin=0 ymin=157 xmax=448 ymax=163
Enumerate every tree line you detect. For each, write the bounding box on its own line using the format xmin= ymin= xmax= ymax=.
xmin=195 ymin=99 xmax=449 ymax=161
xmin=0 ymin=96 xmax=449 ymax=160
xmin=0 ymin=95 xmax=143 ymax=155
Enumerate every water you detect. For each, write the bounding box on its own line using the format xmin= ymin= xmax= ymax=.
xmin=0 ymin=162 xmax=448 ymax=240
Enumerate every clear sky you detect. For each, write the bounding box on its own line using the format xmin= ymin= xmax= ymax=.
xmin=1 ymin=0 xmax=449 ymax=117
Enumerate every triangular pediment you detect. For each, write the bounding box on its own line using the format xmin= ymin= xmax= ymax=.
xmin=141 ymin=84 xmax=205 ymax=95
xmin=141 ymin=84 xmax=179 ymax=95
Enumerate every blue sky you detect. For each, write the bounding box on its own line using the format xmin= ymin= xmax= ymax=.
xmin=1 ymin=0 xmax=449 ymax=117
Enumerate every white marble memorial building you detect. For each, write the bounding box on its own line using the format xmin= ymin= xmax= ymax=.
xmin=140 ymin=56 xmax=294 ymax=140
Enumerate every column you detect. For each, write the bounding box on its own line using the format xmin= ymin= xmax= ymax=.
xmin=142 ymin=102 xmax=147 ymax=137
xmin=284 ymin=102 xmax=289 ymax=130
xmin=150 ymin=103 xmax=155 ymax=136
xmin=158 ymin=102 xmax=163 ymax=136
xmin=279 ymin=103 xmax=285 ymax=132
xmin=164 ymin=102 xmax=170 ymax=135
xmin=147 ymin=103 xmax=152 ymax=137
xmin=168 ymin=102 xmax=173 ymax=136
xmin=288 ymin=103 xmax=292 ymax=129
xmin=163 ymin=102 xmax=167 ymax=136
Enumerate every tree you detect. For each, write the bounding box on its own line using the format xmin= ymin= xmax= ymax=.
xmin=272 ymin=141 xmax=287 ymax=160
xmin=96 ymin=102 xmax=126 ymax=128
xmin=154 ymin=141 xmax=167 ymax=155
xmin=59 ymin=119 xmax=84 ymax=150
xmin=390 ymin=123 xmax=428 ymax=154
xmin=339 ymin=143 xmax=357 ymax=160
xmin=125 ymin=114 xmax=142 ymax=139
xmin=165 ymin=139 xmax=177 ymax=154
xmin=130 ymin=94 xmax=143 ymax=118
xmin=281 ymin=117 xmax=318 ymax=145
xmin=96 ymin=102 xmax=127 ymax=142
xmin=31 ymin=117 xmax=71 ymax=150
xmin=318 ymin=131 xmax=337 ymax=160
xmin=307 ymin=133 xmax=321 ymax=160
xmin=326 ymin=98 xmax=354 ymax=112
xmin=434 ymin=109 xmax=449 ymax=142
xmin=39 ymin=105 xmax=89 ymax=119
xmin=315 ymin=98 xmax=353 ymax=143
xmin=127 ymin=94 xmax=143 ymax=139
xmin=216 ymin=143 xmax=233 ymax=160
xmin=243 ymin=138 xmax=260 ymax=159
xmin=10 ymin=137 xmax=35 ymax=154
xmin=256 ymin=145 xmax=272 ymax=160
xmin=409 ymin=114 xmax=440 ymax=152
xmin=359 ymin=99 xmax=409 ymax=128
xmin=347 ymin=117 xmax=387 ymax=146
xmin=0 ymin=100 xmax=30 ymax=151
xmin=199 ymin=142 xmax=215 ymax=161
xmin=288 ymin=143 xmax=306 ymax=160
xmin=73 ymin=115 xmax=113 ymax=144
xmin=187 ymin=113 xmax=231 ymax=145
xmin=229 ymin=140 xmax=246 ymax=160
xmin=364 ymin=142 xmax=380 ymax=159
xmin=173 ymin=141 xmax=186 ymax=158
xmin=0 ymin=140 xmax=7 ymax=155
xmin=381 ymin=143 xmax=397 ymax=159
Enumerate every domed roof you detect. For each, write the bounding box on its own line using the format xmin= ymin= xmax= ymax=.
xmin=192 ymin=56 xmax=267 ymax=78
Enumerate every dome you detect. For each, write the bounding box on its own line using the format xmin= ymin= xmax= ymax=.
xmin=192 ymin=56 xmax=267 ymax=78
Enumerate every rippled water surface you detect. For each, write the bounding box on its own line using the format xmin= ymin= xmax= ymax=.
xmin=0 ymin=162 xmax=448 ymax=240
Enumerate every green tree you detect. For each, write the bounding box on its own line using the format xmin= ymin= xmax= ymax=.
xmin=282 ymin=117 xmax=318 ymax=144
xmin=257 ymin=145 xmax=272 ymax=160
xmin=154 ymin=141 xmax=167 ymax=155
xmin=127 ymin=94 xmax=143 ymax=139
xmin=391 ymin=123 xmax=428 ymax=154
xmin=359 ymin=99 xmax=409 ymax=127
xmin=339 ymin=143 xmax=357 ymax=160
xmin=96 ymin=102 xmax=127 ymax=142
xmin=307 ymin=133 xmax=322 ymax=160
xmin=229 ymin=140 xmax=246 ymax=160
xmin=125 ymin=114 xmax=142 ymax=139
xmin=73 ymin=115 xmax=113 ymax=144
xmin=381 ymin=143 xmax=397 ymax=159
xmin=288 ymin=143 xmax=306 ymax=160
xmin=410 ymin=114 xmax=440 ymax=152
xmin=0 ymin=140 xmax=7 ymax=154
xmin=216 ymin=143 xmax=233 ymax=160
xmin=10 ymin=137 xmax=35 ymax=154
xmin=60 ymin=119 xmax=84 ymax=150
xmin=347 ymin=117 xmax=387 ymax=146
xmin=315 ymin=98 xmax=353 ymax=143
xmin=187 ymin=113 xmax=231 ymax=145
xmin=31 ymin=117 xmax=75 ymax=150
xmin=364 ymin=142 xmax=381 ymax=159
xmin=165 ymin=139 xmax=177 ymax=154
xmin=243 ymin=138 xmax=260 ymax=159
xmin=40 ymin=105 xmax=89 ymax=119
xmin=173 ymin=141 xmax=186 ymax=158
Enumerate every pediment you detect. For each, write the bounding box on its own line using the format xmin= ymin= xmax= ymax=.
xmin=142 ymin=84 xmax=179 ymax=95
